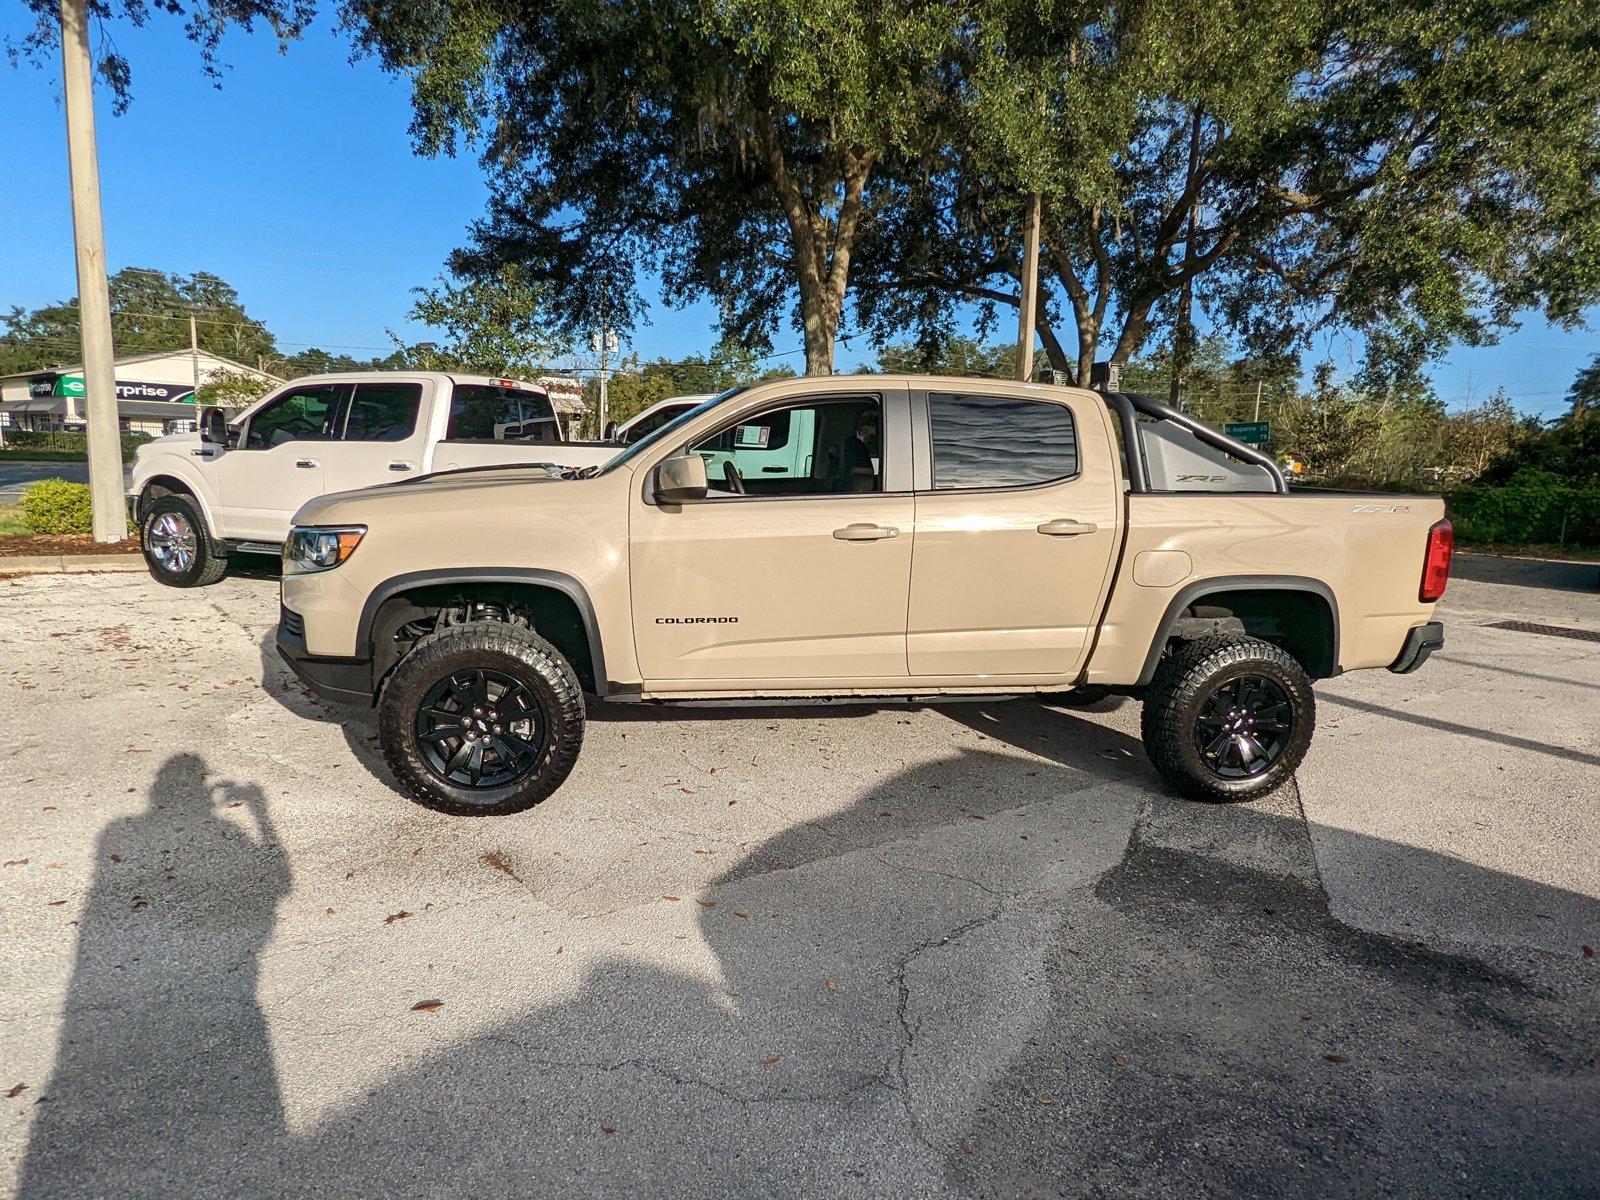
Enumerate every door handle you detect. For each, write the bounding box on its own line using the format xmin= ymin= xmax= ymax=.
xmin=760 ymin=466 xmax=787 ymax=473
xmin=833 ymin=523 xmax=898 ymax=541
xmin=1037 ymin=519 xmax=1097 ymax=537
xmin=294 ymin=459 xmax=319 ymax=469
xmin=388 ymin=461 xmax=414 ymax=472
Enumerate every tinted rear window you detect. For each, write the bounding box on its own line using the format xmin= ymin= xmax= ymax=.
xmin=447 ymin=385 xmax=560 ymax=443
xmin=928 ymin=393 xmax=1078 ymax=490
xmin=343 ymin=382 xmax=422 ymax=441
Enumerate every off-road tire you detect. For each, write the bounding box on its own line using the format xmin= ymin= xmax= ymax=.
xmin=379 ymin=621 xmax=585 ymax=817
xmin=1140 ymin=634 xmax=1314 ymax=803
xmin=140 ymin=494 xmax=228 ymax=588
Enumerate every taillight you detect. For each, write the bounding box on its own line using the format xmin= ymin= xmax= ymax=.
xmin=1420 ymin=518 xmax=1453 ymax=602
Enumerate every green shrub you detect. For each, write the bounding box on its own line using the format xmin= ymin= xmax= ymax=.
xmin=19 ymin=478 xmax=94 ymax=535
xmin=1446 ymin=485 xmax=1600 ymax=548
xmin=2 ymin=429 xmax=153 ymax=456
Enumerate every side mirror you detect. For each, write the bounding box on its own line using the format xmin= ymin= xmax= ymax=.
xmin=200 ymin=406 xmax=229 ymax=447
xmin=602 ymin=419 xmax=618 ymax=441
xmin=654 ymin=453 xmax=708 ymax=503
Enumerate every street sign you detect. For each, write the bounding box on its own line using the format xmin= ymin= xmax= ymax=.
xmin=1225 ymin=421 xmax=1270 ymax=446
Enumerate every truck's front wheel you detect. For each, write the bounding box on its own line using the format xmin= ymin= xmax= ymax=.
xmin=141 ymin=494 xmax=228 ymax=587
xmin=1140 ymin=635 xmax=1314 ymax=803
xmin=378 ymin=621 xmax=586 ymax=816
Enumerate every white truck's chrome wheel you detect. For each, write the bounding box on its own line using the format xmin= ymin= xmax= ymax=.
xmin=146 ymin=512 xmax=197 ymax=573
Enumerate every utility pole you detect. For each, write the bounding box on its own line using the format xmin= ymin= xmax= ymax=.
xmin=1253 ymin=379 xmax=1263 ymax=422
xmin=1015 ymin=193 xmax=1042 ymax=382
xmin=59 ymin=0 xmax=125 ymax=542
xmin=190 ymin=313 xmax=201 ymax=401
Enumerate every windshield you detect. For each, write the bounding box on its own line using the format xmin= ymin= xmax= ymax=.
xmin=593 ymin=387 xmax=747 ymax=476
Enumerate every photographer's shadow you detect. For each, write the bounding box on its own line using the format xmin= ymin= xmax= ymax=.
xmin=17 ymin=755 xmax=292 ymax=1199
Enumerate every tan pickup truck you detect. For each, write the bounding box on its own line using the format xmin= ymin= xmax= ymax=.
xmin=275 ymin=375 xmax=1452 ymax=815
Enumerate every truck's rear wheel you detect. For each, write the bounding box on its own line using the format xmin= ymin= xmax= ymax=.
xmin=141 ymin=494 xmax=228 ymax=588
xmin=1140 ymin=635 xmax=1314 ymax=803
xmin=378 ymin=621 xmax=585 ymax=816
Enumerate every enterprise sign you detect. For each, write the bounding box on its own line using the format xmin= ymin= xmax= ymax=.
xmin=28 ymin=375 xmax=195 ymax=403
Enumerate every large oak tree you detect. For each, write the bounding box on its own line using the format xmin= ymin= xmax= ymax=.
xmin=342 ymin=0 xmax=959 ymax=374
xmin=852 ymin=0 xmax=1600 ymax=386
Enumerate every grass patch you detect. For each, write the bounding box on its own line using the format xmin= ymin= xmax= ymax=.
xmin=1458 ymin=542 xmax=1600 ymax=562
xmin=0 ymin=505 xmax=28 ymax=536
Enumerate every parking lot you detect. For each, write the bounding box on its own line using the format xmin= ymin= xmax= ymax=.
xmin=2 ymin=556 xmax=1596 ymax=1198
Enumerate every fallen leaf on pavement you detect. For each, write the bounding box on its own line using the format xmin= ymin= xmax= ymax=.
xmin=1584 ymin=945 xmax=1595 ymax=958
xmin=824 ymin=979 xmax=837 ymax=992
xmin=1113 ymin=1054 xmax=1127 ymax=1067
xmin=696 ymin=900 xmax=715 ymax=909
xmin=601 ymin=1126 xmax=617 ymax=1135
xmin=1324 ymin=1054 xmax=1349 ymax=1064
xmin=1037 ymin=1096 xmax=1052 ymax=1105
xmin=554 ymin=946 xmax=564 ymax=955
xmin=662 ymin=895 xmax=681 ymax=902
xmin=385 ymin=911 xmax=412 ymax=924
xmin=411 ymin=1000 xmax=444 ymax=1013
xmin=760 ymin=1056 xmax=780 ymax=1067
xmin=732 ymin=911 xmax=748 ymax=919
xmin=7 ymin=1084 xmax=26 ymax=1099
xmin=324 ymin=908 xmax=335 ymax=916
xmin=3 ymin=860 xmax=26 ymax=868
xmin=48 ymin=862 xmax=66 ymax=869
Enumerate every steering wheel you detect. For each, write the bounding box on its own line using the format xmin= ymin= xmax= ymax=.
xmin=723 ymin=462 xmax=746 ymax=495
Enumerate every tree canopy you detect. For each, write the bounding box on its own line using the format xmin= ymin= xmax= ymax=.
xmin=0 ymin=267 xmax=278 ymax=374
xmin=344 ymin=0 xmax=961 ymax=374
xmin=851 ymin=0 xmax=1600 ymax=386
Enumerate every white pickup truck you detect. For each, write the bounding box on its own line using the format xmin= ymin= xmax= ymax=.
xmin=128 ymin=372 xmax=617 ymax=586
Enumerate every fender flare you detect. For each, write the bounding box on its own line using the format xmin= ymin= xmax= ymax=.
xmin=135 ymin=468 xmax=222 ymax=544
xmin=1136 ymin=575 xmax=1340 ymax=685
xmin=356 ymin=568 xmax=610 ymax=698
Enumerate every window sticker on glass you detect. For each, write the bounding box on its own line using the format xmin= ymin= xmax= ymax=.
xmin=735 ymin=424 xmax=771 ymax=449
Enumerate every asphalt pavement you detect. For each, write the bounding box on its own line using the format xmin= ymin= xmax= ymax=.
xmin=0 ymin=461 xmax=130 ymax=506
xmin=1 ymin=556 xmax=1595 ymax=1198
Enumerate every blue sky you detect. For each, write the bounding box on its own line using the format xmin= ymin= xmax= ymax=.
xmin=1 ymin=10 xmax=1593 ymax=416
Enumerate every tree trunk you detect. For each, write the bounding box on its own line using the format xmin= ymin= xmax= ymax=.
xmin=763 ymin=136 xmax=874 ymax=376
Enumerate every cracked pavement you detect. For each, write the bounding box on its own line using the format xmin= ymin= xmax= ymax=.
xmin=1 ymin=554 xmax=1597 ymax=1197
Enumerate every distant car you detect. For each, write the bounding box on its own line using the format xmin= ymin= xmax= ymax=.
xmin=128 ymin=371 xmax=621 ymax=586
xmin=606 ymin=394 xmax=715 ymax=444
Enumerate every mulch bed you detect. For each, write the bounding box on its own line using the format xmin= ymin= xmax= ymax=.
xmin=0 ymin=534 xmax=140 ymax=558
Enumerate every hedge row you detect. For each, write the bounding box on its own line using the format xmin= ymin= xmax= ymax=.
xmin=1 ymin=429 xmax=153 ymax=456
xmin=1446 ymin=485 xmax=1600 ymax=548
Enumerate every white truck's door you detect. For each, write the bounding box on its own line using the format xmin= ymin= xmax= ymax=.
xmin=317 ymin=380 xmax=431 ymax=496
xmin=216 ymin=382 xmax=347 ymax=542
xmin=428 ymin=381 xmax=605 ymax=472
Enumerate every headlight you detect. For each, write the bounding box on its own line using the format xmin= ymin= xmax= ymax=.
xmin=283 ymin=525 xmax=366 ymax=575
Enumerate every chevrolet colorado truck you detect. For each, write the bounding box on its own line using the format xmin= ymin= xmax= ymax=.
xmin=275 ymin=375 xmax=1451 ymax=814
xmin=128 ymin=371 xmax=617 ymax=586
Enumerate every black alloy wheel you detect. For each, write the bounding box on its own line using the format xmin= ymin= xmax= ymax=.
xmin=1192 ymin=674 xmax=1294 ymax=779
xmin=378 ymin=620 xmax=586 ymax=816
xmin=1141 ymin=634 xmax=1315 ymax=803
xmin=414 ymin=668 xmax=547 ymax=790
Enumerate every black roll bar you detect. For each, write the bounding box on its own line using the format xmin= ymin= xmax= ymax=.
xmin=1101 ymin=391 xmax=1287 ymax=494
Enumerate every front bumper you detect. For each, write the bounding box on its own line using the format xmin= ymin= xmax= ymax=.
xmin=276 ymin=606 xmax=373 ymax=705
xmin=1389 ymin=620 xmax=1444 ymax=674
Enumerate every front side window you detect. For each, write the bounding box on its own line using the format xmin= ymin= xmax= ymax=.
xmin=343 ymin=382 xmax=422 ymax=442
xmin=446 ymin=385 xmax=560 ymax=444
xmin=689 ymin=396 xmax=882 ymax=496
xmin=928 ymin=393 xmax=1078 ymax=490
xmin=245 ymin=384 xmax=347 ymax=449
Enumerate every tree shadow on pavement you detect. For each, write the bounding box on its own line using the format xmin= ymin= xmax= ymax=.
xmin=19 ymin=711 xmax=1600 ymax=1197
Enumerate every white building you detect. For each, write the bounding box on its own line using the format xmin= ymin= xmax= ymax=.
xmin=0 ymin=349 xmax=282 ymax=437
